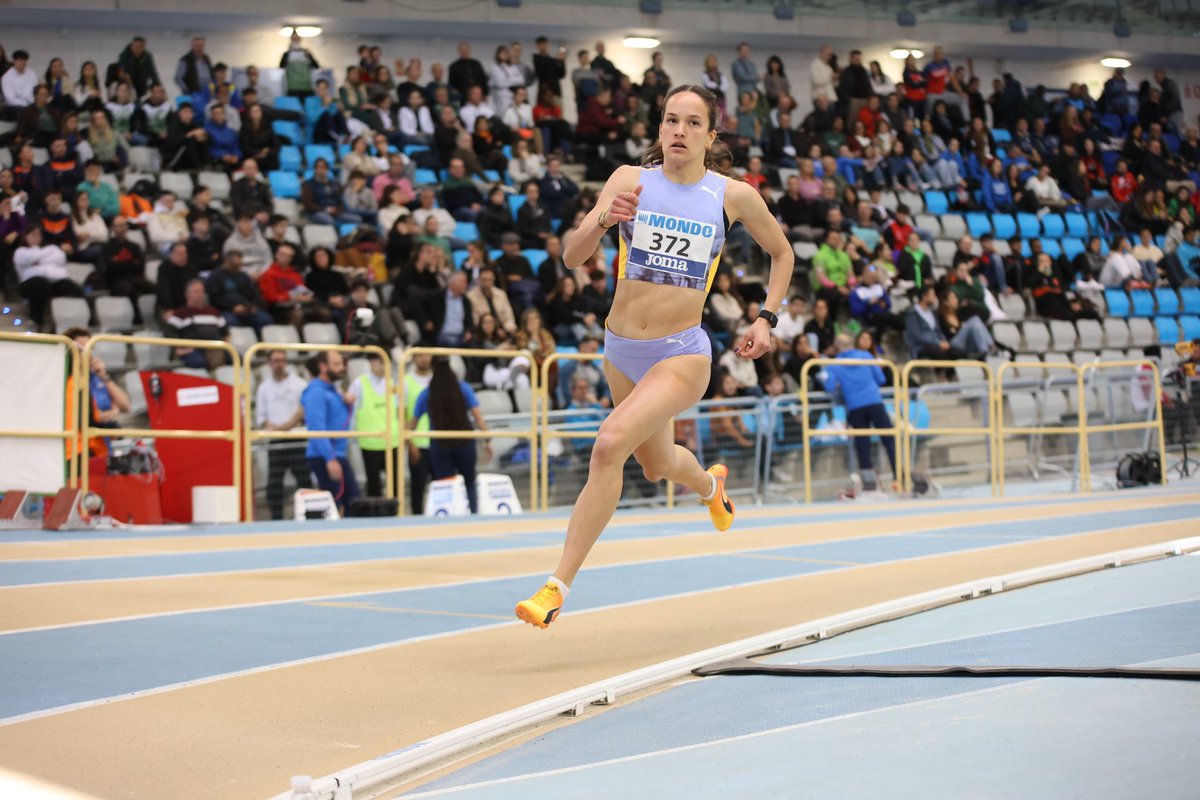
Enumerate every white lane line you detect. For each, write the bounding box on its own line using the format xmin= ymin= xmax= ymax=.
xmin=398 ymin=681 xmax=1038 ymax=797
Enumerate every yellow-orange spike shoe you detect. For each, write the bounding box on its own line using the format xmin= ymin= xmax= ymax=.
xmin=703 ymin=464 xmax=735 ymax=532
xmin=515 ymin=581 xmax=565 ymax=628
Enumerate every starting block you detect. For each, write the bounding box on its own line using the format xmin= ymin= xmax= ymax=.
xmin=425 ymin=473 xmax=523 ymax=517
xmin=43 ymin=488 xmax=86 ymax=531
xmin=294 ymin=489 xmax=340 ymax=520
xmin=0 ymin=490 xmax=37 ymax=529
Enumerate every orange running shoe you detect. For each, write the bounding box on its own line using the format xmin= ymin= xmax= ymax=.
xmin=515 ymin=581 xmax=565 ymax=628
xmin=703 ymin=464 xmax=735 ymax=531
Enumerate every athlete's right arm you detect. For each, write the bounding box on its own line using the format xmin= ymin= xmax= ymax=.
xmin=563 ymin=164 xmax=642 ymax=268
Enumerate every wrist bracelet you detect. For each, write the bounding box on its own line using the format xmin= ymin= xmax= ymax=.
xmin=598 ymin=208 xmax=614 ymax=229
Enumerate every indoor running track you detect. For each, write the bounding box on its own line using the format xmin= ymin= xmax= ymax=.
xmin=0 ymin=487 xmax=1195 ymax=799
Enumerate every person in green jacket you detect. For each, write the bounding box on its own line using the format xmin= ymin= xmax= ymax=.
xmin=949 ymin=258 xmax=991 ymax=323
xmin=811 ymin=228 xmax=856 ymax=317
xmin=351 ymin=351 xmax=402 ymax=499
xmin=895 ymin=231 xmax=929 ymax=289
xmin=76 ymin=161 xmax=120 ymax=221
xmin=403 ymin=351 xmax=434 ymax=514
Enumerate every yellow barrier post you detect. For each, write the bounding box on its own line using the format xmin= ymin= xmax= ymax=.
xmin=81 ymin=334 xmax=242 ymax=514
xmin=396 ymin=346 xmax=539 ymax=516
xmin=899 ymin=359 xmax=998 ymax=497
xmin=799 ymin=357 xmax=901 ymax=504
xmin=0 ymin=332 xmax=82 ymax=490
xmin=242 ymin=342 xmax=395 ymax=520
xmin=995 ymin=361 xmax=1084 ymax=495
xmin=1079 ymin=360 xmax=1168 ymax=487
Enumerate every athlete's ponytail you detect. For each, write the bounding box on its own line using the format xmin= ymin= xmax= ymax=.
xmin=641 ymin=84 xmax=732 ymax=177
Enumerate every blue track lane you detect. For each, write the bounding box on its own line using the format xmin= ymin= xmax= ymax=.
xmin=410 ymin=556 xmax=1200 ymax=797
xmin=0 ymin=500 xmax=1195 ymax=588
xmin=1 ymin=505 xmax=1197 ymax=723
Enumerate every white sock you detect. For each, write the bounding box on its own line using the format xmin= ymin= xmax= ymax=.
xmin=548 ymin=576 xmax=570 ymax=597
xmin=699 ymin=473 xmax=718 ymax=502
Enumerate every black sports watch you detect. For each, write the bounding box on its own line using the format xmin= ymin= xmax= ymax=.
xmin=757 ymin=308 xmax=779 ymax=328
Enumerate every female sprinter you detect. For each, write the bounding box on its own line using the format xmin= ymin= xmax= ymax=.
xmin=516 ymin=85 xmax=794 ymax=628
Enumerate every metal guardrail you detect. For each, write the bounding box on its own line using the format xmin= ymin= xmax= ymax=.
xmin=901 ymin=359 xmax=998 ymax=497
xmin=81 ymin=334 xmax=242 ymax=502
xmin=242 ymin=342 xmax=396 ymax=519
xmin=1078 ymin=360 xmax=1167 ymax=489
xmin=996 ymin=361 xmax=1085 ymax=494
xmin=0 ymin=332 xmax=82 ymax=490
xmin=397 ymin=346 xmax=540 ymax=515
xmin=800 ymin=357 xmax=902 ymax=503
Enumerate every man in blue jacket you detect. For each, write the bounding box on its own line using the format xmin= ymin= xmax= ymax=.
xmin=302 ymin=351 xmax=359 ymax=512
xmin=822 ymin=333 xmax=897 ymax=489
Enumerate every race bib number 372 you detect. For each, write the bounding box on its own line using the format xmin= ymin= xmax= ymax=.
xmin=629 ymin=210 xmax=716 ymax=282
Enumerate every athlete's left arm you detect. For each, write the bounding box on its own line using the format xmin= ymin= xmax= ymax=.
xmin=726 ymin=179 xmax=795 ymax=360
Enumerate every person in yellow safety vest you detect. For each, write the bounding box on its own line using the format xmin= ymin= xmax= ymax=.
xmin=403 ymin=351 xmax=434 ymax=514
xmin=350 ymin=351 xmax=402 ymax=499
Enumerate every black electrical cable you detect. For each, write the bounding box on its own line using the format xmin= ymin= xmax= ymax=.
xmin=692 ymin=657 xmax=1200 ymax=682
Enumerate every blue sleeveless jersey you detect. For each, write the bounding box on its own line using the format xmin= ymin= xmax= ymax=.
xmin=617 ymin=167 xmax=727 ymax=293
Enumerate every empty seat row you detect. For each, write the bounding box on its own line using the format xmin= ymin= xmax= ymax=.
xmin=1105 ymin=287 xmax=1200 ymax=318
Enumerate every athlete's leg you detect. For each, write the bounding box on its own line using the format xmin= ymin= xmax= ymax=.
xmin=550 ymin=354 xmax=711 ymax=587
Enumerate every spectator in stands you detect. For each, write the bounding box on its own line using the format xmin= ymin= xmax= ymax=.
xmin=146 ymin=190 xmax=188 ymax=256
xmin=905 ymin=284 xmax=969 ymax=362
xmin=93 ymin=216 xmax=148 ymax=306
xmin=811 ymin=228 xmax=854 ymax=317
xmin=155 ymin=241 xmax=196 ymax=315
xmin=1132 ymin=227 xmax=1166 ymax=283
xmin=581 ymin=266 xmax=612 ymax=326
xmin=300 ymin=158 xmax=357 ymax=227
xmin=87 ymin=108 xmax=127 ymax=172
xmin=301 ymin=350 xmax=358 ymax=514
xmin=116 ymin=36 xmax=159 ymax=98
xmin=537 ymin=156 xmax=579 ymax=221
xmin=342 ymin=170 xmax=379 ymax=229
xmin=202 ymin=104 xmax=241 ymax=170
xmin=38 ymin=141 xmax=84 ymax=207
xmin=981 ymin=158 xmax=1015 ymax=214
xmin=458 ymin=85 xmax=495 ymax=134
xmin=1027 ymin=252 xmax=1100 ymax=321
xmin=14 ymin=84 xmax=60 ymax=149
xmin=185 ymin=216 xmax=220 ymax=272
xmin=441 ymin=158 xmax=486 ymax=222
xmin=513 ymin=305 xmax=555 ymax=373
xmin=477 ymin=185 xmax=516 ymax=248
xmin=1101 ymin=235 xmax=1153 ymax=289
xmin=305 ymin=246 xmax=350 ymax=323
xmin=1 ymin=50 xmax=36 ymax=114
xmin=414 ymin=269 xmax=473 ymax=347
xmin=278 ymin=31 xmax=319 ymax=100
xmin=449 ymin=42 xmax=487 ymax=102
xmin=36 ymin=190 xmax=77 ymax=257
xmin=849 ymin=264 xmax=903 ymax=343
xmin=936 ymin=290 xmax=996 ymax=358
xmin=174 ymin=37 xmax=213 ymax=97
xmin=132 ymin=83 xmax=172 ymax=154
xmin=252 ymin=349 xmax=311 ymax=519
xmin=804 ymin=296 xmax=838 ymax=356
xmin=975 ymin=233 xmax=1010 ymax=295
xmin=14 ymin=224 xmax=83 ymax=328
xmin=69 ymin=60 xmax=104 ymax=116
xmin=1170 ymin=227 xmax=1200 ymax=286
xmin=466 ymin=265 xmax=517 ymax=335
xmin=398 ymin=88 xmax=435 ymax=146
xmin=371 ymin=153 xmax=415 ymax=206
xmin=411 ymin=187 xmax=457 ymax=242
xmin=163 ymin=102 xmax=207 ymax=171
xmin=532 ymin=37 xmax=566 ymax=99
xmin=508 ymin=138 xmax=546 ymax=186
xmin=165 ymin=279 xmax=229 ymax=368
xmin=947 ymin=254 xmax=992 ymax=323
xmin=205 ymin=249 xmax=271 ymax=335
xmin=730 ymin=42 xmax=758 ymax=98
xmin=809 ymin=45 xmax=836 ymax=105
xmin=260 ymin=242 xmax=322 ymax=326
xmin=70 ymin=190 xmax=107 ymax=265
xmin=239 ymin=104 xmax=279 ymax=172
xmin=1024 ymin=163 xmax=1068 ymax=211
xmin=824 ymin=333 xmax=897 ymax=488
xmin=545 ymin=273 xmax=602 ymax=346
xmin=222 ymin=214 xmax=272 ymax=278
xmin=487 ymin=45 xmax=524 ymax=114
xmin=1109 ymin=158 xmax=1138 ymax=205
xmin=516 ymin=181 xmax=553 ymax=251
xmin=187 ymin=185 xmax=232 ymax=246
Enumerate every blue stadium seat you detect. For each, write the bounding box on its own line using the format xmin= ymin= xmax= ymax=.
xmin=278 ymin=146 xmax=302 ymax=173
xmin=303 ymin=96 xmax=326 ymax=126
xmin=483 ymin=169 xmax=503 ymax=185
xmin=1099 ymin=113 xmax=1123 ymax=135
xmin=304 ymin=144 xmax=337 ymax=166
xmin=1041 ymin=214 xmax=1065 ymax=239
xmin=272 ymin=120 xmax=304 ymax=145
xmin=1155 ymin=288 xmax=1180 ymax=316
xmin=339 ymin=223 xmax=359 ymax=238
xmin=273 ymin=96 xmax=304 ymax=115
xmin=453 ymin=249 xmax=470 ymax=268
xmin=1164 ymin=133 xmax=1181 ymax=154
xmin=991 ymin=214 xmax=1016 ymax=239
xmin=923 ymin=191 xmax=948 ymax=215
xmin=414 ymin=168 xmax=440 ymax=185
xmin=1061 ymin=238 xmax=1085 ymax=261
xmin=1105 ymin=289 xmax=1130 ymax=317
xmin=1180 ymin=287 xmax=1200 ymax=315
xmin=454 ymin=221 xmax=479 ymax=241
xmin=1154 ymin=317 xmax=1181 ymax=345
xmin=1064 ymin=212 xmax=1088 ymax=238
xmin=965 ymin=212 xmax=991 ymax=238
xmin=338 ymin=143 xmax=353 ymax=160
xmin=1016 ymin=212 xmax=1041 ymax=239
xmin=1042 ymin=240 xmax=1062 ymax=259
xmin=1100 ymin=150 xmax=1120 ymax=176
xmin=991 ymin=128 xmax=1012 ymax=144
xmin=1130 ymin=290 xmax=1155 ymax=317
xmin=524 ymin=248 xmax=548 ymax=269
xmin=268 ymin=170 xmax=301 ymax=199
xmin=488 ymin=248 xmax=503 ymax=261
xmin=507 ymin=194 xmax=526 ymax=216
xmin=403 ymin=144 xmax=430 ymax=157
xmin=1181 ymin=315 xmax=1200 ymax=341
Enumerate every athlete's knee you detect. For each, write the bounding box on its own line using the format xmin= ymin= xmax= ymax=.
xmin=591 ymin=429 xmax=634 ymax=470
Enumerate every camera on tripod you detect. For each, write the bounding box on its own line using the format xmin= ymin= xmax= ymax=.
xmin=346 ymin=306 xmax=381 ymax=348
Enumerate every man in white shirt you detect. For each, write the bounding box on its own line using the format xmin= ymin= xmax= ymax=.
xmin=254 ymin=349 xmax=311 ymax=519
xmin=1 ymin=50 xmax=38 ymax=112
xmin=809 ymin=46 xmax=836 ymax=105
xmin=458 ymin=85 xmax=496 ymax=133
xmin=774 ymin=294 xmax=808 ymax=347
xmin=412 ymin=188 xmax=458 ymax=239
xmin=1024 ymin=165 xmax=1067 ymax=210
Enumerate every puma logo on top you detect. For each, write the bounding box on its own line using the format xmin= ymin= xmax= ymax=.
xmin=699 ymin=185 xmax=721 ymax=201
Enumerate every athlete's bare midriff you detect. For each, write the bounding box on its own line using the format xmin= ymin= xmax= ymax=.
xmin=605 ymin=279 xmax=708 ymax=339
